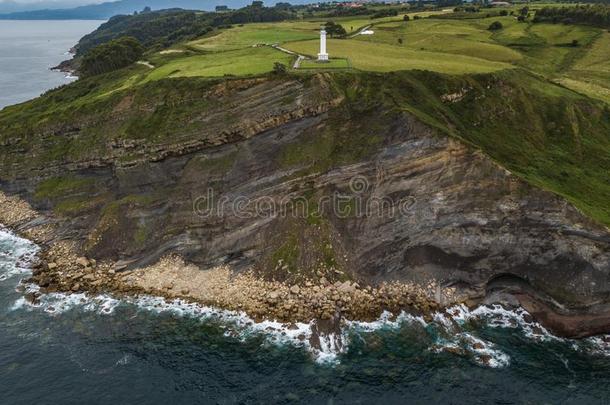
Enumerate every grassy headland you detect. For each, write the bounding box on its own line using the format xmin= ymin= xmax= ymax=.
xmin=1 ymin=2 xmax=609 ymax=227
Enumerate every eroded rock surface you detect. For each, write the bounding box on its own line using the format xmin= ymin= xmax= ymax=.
xmin=1 ymin=74 xmax=609 ymax=336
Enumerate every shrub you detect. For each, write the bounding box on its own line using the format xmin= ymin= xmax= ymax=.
xmin=372 ymin=9 xmax=398 ymax=19
xmin=272 ymin=62 xmax=287 ymax=74
xmin=403 ymin=14 xmax=410 ymax=21
xmin=488 ymin=21 xmax=503 ymax=31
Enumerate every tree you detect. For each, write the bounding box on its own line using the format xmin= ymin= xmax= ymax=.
xmin=488 ymin=21 xmax=503 ymax=31
xmin=403 ymin=14 xmax=410 ymax=21
xmin=272 ymin=62 xmax=287 ymax=74
xmin=80 ymin=36 xmax=144 ymax=77
xmin=437 ymin=0 xmax=462 ymax=7
xmin=251 ymin=1 xmax=263 ymax=7
xmin=533 ymin=5 xmax=610 ymax=30
xmin=324 ymin=21 xmax=346 ymax=37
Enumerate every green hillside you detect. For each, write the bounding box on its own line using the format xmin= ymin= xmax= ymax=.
xmin=1 ymin=3 xmax=609 ymax=226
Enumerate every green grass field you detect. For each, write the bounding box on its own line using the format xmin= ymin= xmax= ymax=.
xmin=285 ymin=38 xmax=512 ymax=74
xmin=327 ymin=8 xmax=453 ymax=34
xmin=356 ymin=17 xmax=523 ymax=63
xmin=560 ymin=32 xmax=610 ymax=104
xmin=144 ymin=47 xmax=293 ymax=80
xmin=8 ymin=5 xmax=605 ymax=109
xmin=96 ymin=5 xmax=605 ymax=89
xmin=188 ymin=22 xmax=320 ymax=51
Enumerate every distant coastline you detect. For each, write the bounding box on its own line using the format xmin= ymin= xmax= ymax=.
xmin=0 ymin=0 xmax=312 ymax=20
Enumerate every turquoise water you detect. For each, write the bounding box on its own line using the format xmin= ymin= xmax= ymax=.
xmin=0 ymin=20 xmax=101 ymax=109
xmin=1 ymin=228 xmax=610 ymax=404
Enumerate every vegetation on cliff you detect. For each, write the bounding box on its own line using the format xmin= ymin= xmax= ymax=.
xmin=74 ymin=5 xmax=296 ymax=56
xmin=1 ymin=68 xmax=609 ymax=229
xmin=80 ymin=36 xmax=144 ymax=77
xmin=0 ymin=1 xmax=609 ymax=231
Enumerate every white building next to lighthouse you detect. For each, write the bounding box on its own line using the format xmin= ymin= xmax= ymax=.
xmin=317 ymin=28 xmax=329 ymax=62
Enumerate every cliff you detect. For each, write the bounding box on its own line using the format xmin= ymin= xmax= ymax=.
xmin=1 ymin=70 xmax=609 ymax=336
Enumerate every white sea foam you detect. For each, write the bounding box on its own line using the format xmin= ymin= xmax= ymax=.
xmin=10 ymin=280 xmax=610 ymax=367
xmin=0 ymin=228 xmax=39 ymax=281
xmin=430 ymin=332 xmax=511 ymax=368
xmin=581 ymin=335 xmax=610 ymax=357
xmin=12 ymin=286 xmax=342 ymax=364
xmin=3 ymin=227 xmax=610 ymax=367
xmin=346 ymin=310 xmax=428 ymax=332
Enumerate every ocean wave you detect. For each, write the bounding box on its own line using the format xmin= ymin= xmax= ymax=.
xmin=346 ymin=310 xmax=428 ymax=332
xmin=0 ymin=228 xmax=39 ymax=281
xmin=430 ymin=332 xmax=511 ymax=368
xmin=2 ymin=227 xmax=610 ymax=367
xmin=10 ymin=281 xmax=610 ymax=367
xmin=13 ymin=287 xmax=340 ymax=364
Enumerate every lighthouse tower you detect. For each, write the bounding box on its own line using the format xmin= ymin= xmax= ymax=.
xmin=317 ymin=28 xmax=329 ymax=62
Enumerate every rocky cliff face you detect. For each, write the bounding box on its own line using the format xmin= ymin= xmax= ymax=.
xmin=1 ymin=73 xmax=609 ymax=336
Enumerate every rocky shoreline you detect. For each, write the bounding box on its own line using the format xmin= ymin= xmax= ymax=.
xmin=0 ymin=190 xmax=452 ymax=327
xmin=28 ymin=243 xmax=452 ymax=324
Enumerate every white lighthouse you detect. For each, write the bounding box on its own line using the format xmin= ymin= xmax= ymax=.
xmin=317 ymin=28 xmax=329 ymax=62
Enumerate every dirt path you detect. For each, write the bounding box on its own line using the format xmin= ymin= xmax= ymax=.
xmin=271 ymin=44 xmax=308 ymax=69
xmin=136 ymin=60 xmax=154 ymax=69
xmin=348 ymin=25 xmax=371 ymax=39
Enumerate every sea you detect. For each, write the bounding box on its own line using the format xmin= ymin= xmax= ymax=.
xmin=1 ymin=21 xmax=610 ymax=405
xmin=0 ymin=20 xmax=101 ymax=109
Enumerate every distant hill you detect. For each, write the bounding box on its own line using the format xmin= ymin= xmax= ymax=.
xmin=0 ymin=0 xmax=300 ymax=19
xmin=0 ymin=0 xmax=100 ymax=14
